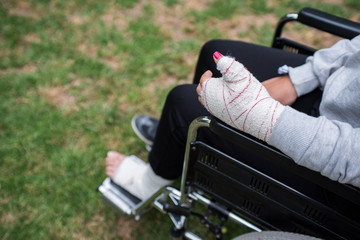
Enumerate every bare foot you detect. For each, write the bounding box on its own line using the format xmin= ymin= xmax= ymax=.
xmin=104 ymin=151 xmax=173 ymax=200
xmin=106 ymin=151 xmax=126 ymax=179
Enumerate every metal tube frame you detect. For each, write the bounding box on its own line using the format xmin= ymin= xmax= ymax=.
xmin=177 ymin=116 xmax=262 ymax=238
xmin=271 ymin=13 xmax=298 ymax=48
xmin=180 ymin=116 xmax=212 ymax=204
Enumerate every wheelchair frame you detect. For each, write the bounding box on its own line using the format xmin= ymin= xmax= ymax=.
xmin=98 ymin=7 xmax=360 ymax=240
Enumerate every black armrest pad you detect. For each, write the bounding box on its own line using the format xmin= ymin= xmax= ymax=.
xmin=298 ymin=8 xmax=360 ymax=39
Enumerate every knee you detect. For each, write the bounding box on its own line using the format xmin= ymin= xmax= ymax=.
xmin=200 ymin=39 xmax=249 ymax=58
xmin=200 ymin=40 xmax=224 ymax=56
xmin=166 ymin=84 xmax=197 ymax=107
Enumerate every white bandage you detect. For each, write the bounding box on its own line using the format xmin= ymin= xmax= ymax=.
xmin=200 ymin=56 xmax=284 ymax=142
xmin=113 ymin=155 xmax=172 ymax=200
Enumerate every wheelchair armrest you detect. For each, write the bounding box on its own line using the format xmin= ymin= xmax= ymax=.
xmin=298 ymin=7 xmax=360 ymax=39
xmin=208 ymin=117 xmax=360 ymax=206
xmin=272 ymin=7 xmax=360 ymax=54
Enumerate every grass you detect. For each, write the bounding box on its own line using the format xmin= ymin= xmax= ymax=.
xmin=1 ymin=0 xmax=359 ymax=239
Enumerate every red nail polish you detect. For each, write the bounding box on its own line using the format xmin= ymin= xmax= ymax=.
xmin=213 ymin=51 xmax=222 ymax=60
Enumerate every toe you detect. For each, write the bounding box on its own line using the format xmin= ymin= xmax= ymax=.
xmin=105 ymin=151 xmax=126 ymax=178
xmin=106 ymin=165 xmax=115 ymax=178
xmin=107 ymin=151 xmax=126 ymax=160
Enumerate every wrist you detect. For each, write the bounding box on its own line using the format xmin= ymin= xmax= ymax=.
xmin=242 ymin=97 xmax=285 ymax=142
xmin=262 ymin=75 xmax=297 ymax=106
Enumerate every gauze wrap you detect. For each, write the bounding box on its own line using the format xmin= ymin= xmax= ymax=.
xmin=200 ymin=56 xmax=285 ymax=142
xmin=113 ymin=155 xmax=172 ymax=200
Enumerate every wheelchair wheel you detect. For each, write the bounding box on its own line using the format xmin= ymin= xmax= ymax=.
xmin=232 ymin=231 xmax=322 ymax=240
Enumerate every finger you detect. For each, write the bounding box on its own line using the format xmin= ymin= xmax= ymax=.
xmin=198 ymin=70 xmax=212 ymax=106
xmin=199 ymin=70 xmax=213 ymax=85
xmin=196 ymin=83 xmax=202 ymax=95
xmin=198 ymin=95 xmax=204 ymax=106
xmin=213 ymin=51 xmax=223 ymax=64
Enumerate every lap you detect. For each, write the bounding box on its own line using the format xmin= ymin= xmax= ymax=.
xmin=193 ymin=39 xmax=308 ymax=83
xmin=194 ymin=39 xmax=321 ymax=115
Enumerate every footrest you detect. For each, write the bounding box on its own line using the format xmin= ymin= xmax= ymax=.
xmin=98 ymin=177 xmax=141 ymax=215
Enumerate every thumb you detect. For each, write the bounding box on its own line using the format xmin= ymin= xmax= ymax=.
xmin=216 ymin=55 xmax=236 ymax=75
xmin=213 ymin=51 xmax=237 ymax=76
xmin=213 ymin=51 xmax=223 ymax=64
xmin=214 ymin=54 xmax=246 ymax=82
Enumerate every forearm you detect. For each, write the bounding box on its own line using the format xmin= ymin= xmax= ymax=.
xmin=269 ymin=107 xmax=360 ymax=187
xmin=262 ymin=75 xmax=297 ymax=106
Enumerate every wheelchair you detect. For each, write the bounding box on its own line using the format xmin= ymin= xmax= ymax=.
xmin=98 ymin=8 xmax=360 ymax=240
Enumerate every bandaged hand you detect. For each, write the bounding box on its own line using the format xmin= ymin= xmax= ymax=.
xmin=197 ymin=52 xmax=285 ymax=142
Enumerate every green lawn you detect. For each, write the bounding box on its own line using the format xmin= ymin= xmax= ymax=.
xmin=1 ymin=0 xmax=359 ymax=239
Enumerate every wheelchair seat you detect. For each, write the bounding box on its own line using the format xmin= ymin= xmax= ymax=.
xmin=98 ymin=7 xmax=360 ymax=240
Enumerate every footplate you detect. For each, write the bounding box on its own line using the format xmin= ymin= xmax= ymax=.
xmin=98 ymin=177 xmax=141 ymax=215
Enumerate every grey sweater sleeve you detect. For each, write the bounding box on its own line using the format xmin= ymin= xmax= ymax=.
xmin=268 ymin=36 xmax=360 ymax=187
xmin=268 ymin=107 xmax=360 ymax=188
xmin=288 ymin=35 xmax=360 ymax=97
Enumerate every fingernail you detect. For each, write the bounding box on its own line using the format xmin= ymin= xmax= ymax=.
xmin=213 ymin=51 xmax=222 ymax=60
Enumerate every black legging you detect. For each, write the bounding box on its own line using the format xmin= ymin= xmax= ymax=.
xmin=148 ymin=39 xmax=325 ymax=201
